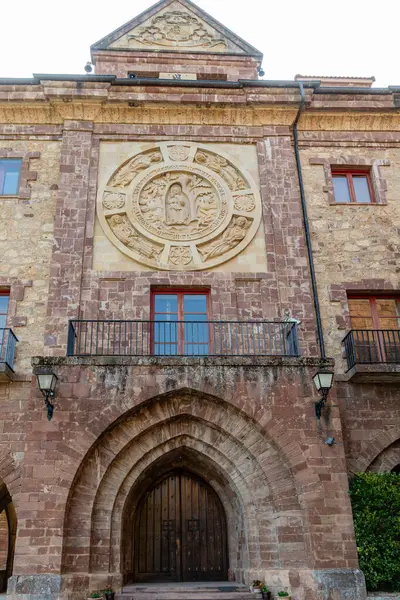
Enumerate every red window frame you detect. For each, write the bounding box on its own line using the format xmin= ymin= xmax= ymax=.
xmin=0 ymin=159 xmax=22 ymax=196
xmin=348 ymin=295 xmax=400 ymax=330
xmin=331 ymin=167 xmax=375 ymax=204
xmin=0 ymin=290 xmax=9 ymax=328
xmin=151 ymin=288 xmax=211 ymax=355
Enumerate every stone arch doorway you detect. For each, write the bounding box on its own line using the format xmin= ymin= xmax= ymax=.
xmin=0 ymin=480 xmax=17 ymax=593
xmin=133 ymin=469 xmax=228 ymax=583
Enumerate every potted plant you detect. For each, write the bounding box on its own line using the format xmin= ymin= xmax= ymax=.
xmin=278 ymin=592 xmax=291 ymax=600
xmin=89 ymin=593 xmax=103 ymax=599
xmin=250 ymin=580 xmax=262 ymax=593
xmin=103 ymin=588 xmax=115 ymax=600
xmin=260 ymin=583 xmax=272 ymax=599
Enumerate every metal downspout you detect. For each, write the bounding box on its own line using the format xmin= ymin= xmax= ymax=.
xmin=293 ymin=82 xmax=326 ymax=360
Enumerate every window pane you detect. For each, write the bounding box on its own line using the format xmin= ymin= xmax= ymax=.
xmin=154 ymin=294 xmax=178 ymax=314
xmin=348 ymin=298 xmax=373 ymax=329
xmin=153 ymin=321 xmax=178 ymax=343
xmin=184 ymin=295 xmax=207 ymax=314
xmin=0 ymin=159 xmax=21 ymax=195
xmin=353 ymin=176 xmax=372 ymax=203
xmin=184 ymin=343 xmax=209 ymax=356
xmin=184 ymin=313 xmax=208 ymax=322
xmin=155 ymin=313 xmax=178 ymax=323
xmin=184 ymin=322 xmax=209 ymax=343
xmin=376 ymin=299 xmax=400 ymax=329
xmin=0 ymin=315 xmax=6 ymax=329
xmin=0 ymin=296 xmax=9 ymax=314
xmin=333 ymin=176 xmax=351 ymax=203
xmin=154 ymin=343 xmax=178 ymax=356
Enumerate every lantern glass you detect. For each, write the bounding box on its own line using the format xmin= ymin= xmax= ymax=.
xmin=36 ymin=371 xmax=58 ymax=394
xmin=313 ymin=370 xmax=334 ymax=392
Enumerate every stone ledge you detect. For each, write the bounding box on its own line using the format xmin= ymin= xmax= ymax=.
xmin=338 ymin=363 xmax=400 ymax=383
xmin=32 ymin=355 xmax=334 ymax=369
xmin=0 ymin=363 xmax=14 ymax=382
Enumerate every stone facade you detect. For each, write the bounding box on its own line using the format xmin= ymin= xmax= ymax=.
xmin=0 ymin=1 xmax=399 ymax=599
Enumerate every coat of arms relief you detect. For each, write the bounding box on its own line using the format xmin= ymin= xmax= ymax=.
xmin=128 ymin=10 xmax=228 ymax=50
xmin=97 ymin=143 xmax=262 ymax=271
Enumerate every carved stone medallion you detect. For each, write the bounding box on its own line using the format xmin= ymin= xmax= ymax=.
xmin=97 ymin=142 xmax=262 ymax=271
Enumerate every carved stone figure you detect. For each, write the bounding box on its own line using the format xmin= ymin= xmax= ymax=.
xmin=166 ymin=183 xmax=191 ymax=225
xmin=201 ymin=217 xmax=251 ymax=261
xmin=194 ymin=151 xmax=247 ymax=191
xmin=129 ymin=11 xmax=227 ymax=50
xmin=109 ymin=151 xmax=162 ymax=188
xmin=108 ymin=215 xmax=159 ymax=259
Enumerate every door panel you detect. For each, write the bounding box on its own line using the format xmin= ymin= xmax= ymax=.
xmin=134 ymin=471 xmax=227 ymax=582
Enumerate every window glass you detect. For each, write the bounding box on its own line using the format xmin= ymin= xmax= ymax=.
xmin=0 ymin=294 xmax=9 ymax=329
xmin=184 ymin=295 xmax=207 ymax=314
xmin=333 ymin=176 xmax=351 ymax=203
xmin=353 ymin=176 xmax=372 ymax=203
xmin=153 ymin=291 xmax=209 ymax=355
xmin=154 ymin=294 xmax=178 ymax=315
xmin=0 ymin=159 xmax=22 ymax=195
xmin=348 ymin=298 xmax=373 ymax=329
xmin=376 ymin=299 xmax=400 ymax=329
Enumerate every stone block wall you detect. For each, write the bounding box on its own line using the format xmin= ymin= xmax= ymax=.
xmin=0 ymin=137 xmax=61 ymax=372
xmin=299 ymin=141 xmax=400 ymax=371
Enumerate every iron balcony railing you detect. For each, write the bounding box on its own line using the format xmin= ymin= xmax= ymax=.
xmin=0 ymin=328 xmax=18 ymax=371
xmin=67 ymin=320 xmax=300 ymax=358
xmin=343 ymin=329 xmax=400 ymax=371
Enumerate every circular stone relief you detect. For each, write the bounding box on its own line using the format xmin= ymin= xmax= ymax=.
xmin=97 ymin=142 xmax=262 ymax=271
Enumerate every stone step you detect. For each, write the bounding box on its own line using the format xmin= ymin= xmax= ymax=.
xmin=116 ymin=586 xmax=261 ymax=600
xmin=116 ymin=595 xmax=261 ymax=600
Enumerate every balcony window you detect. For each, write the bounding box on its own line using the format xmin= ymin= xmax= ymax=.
xmin=332 ymin=168 xmax=375 ymax=204
xmin=0 ymin=160 xmax=22 ymax=196
xmin=152 ymin=291 xmax=209 ymax=356
xmin=344 ymin=296 xmax=400 ymax=367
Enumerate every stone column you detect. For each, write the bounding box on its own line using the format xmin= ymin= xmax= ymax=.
xmin=44 ymin=120 xmax=94 ymax=356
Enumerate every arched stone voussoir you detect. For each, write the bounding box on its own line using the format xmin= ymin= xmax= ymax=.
xmin=349 ymin=428 xmax=400 ymax=474
xmin=61 ymin=389 xmax=307 ymax=576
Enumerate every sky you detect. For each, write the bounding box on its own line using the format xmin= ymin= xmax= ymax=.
xmin=0 ymin=0 xmax=398 ymax=87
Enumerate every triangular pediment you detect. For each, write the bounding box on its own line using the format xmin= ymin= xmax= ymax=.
xmin=91 ymin=0 xmax=262 ymax=56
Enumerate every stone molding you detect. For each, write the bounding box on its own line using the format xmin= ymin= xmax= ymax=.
xmin=0 ymin=148 xmax=40 ymax=199
xmin=309 ymin=156 xmax=390 ymax=205
xmin=0 ymin=278 xmax=33 ymax=329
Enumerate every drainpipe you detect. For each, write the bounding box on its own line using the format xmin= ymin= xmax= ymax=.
xmin=293 ymin=82 xmax=326 ymax=360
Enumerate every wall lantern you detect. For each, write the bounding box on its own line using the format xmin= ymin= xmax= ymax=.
xmin=313 ymin=369 xmax=334 ymax=420
xmin=36 ymin=368 xmax=58 ymax=421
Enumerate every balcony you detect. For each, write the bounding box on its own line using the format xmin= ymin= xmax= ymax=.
xmin=343 ymin=329 xmax=400 ymax=382
xmin=67 ymin=320 xmax=300 ymax=358
xmin=0 ymin=328 xmax=18 ymax=381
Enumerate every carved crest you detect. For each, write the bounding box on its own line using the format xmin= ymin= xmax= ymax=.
xmin=128 ymin=10 xmax=227 ymax=50
xmin=97 ymin=142 xmax=262 ymax=271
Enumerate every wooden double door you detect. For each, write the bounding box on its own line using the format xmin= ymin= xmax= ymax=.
xmin=134 ymin=470 xmax=228 ymax=582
